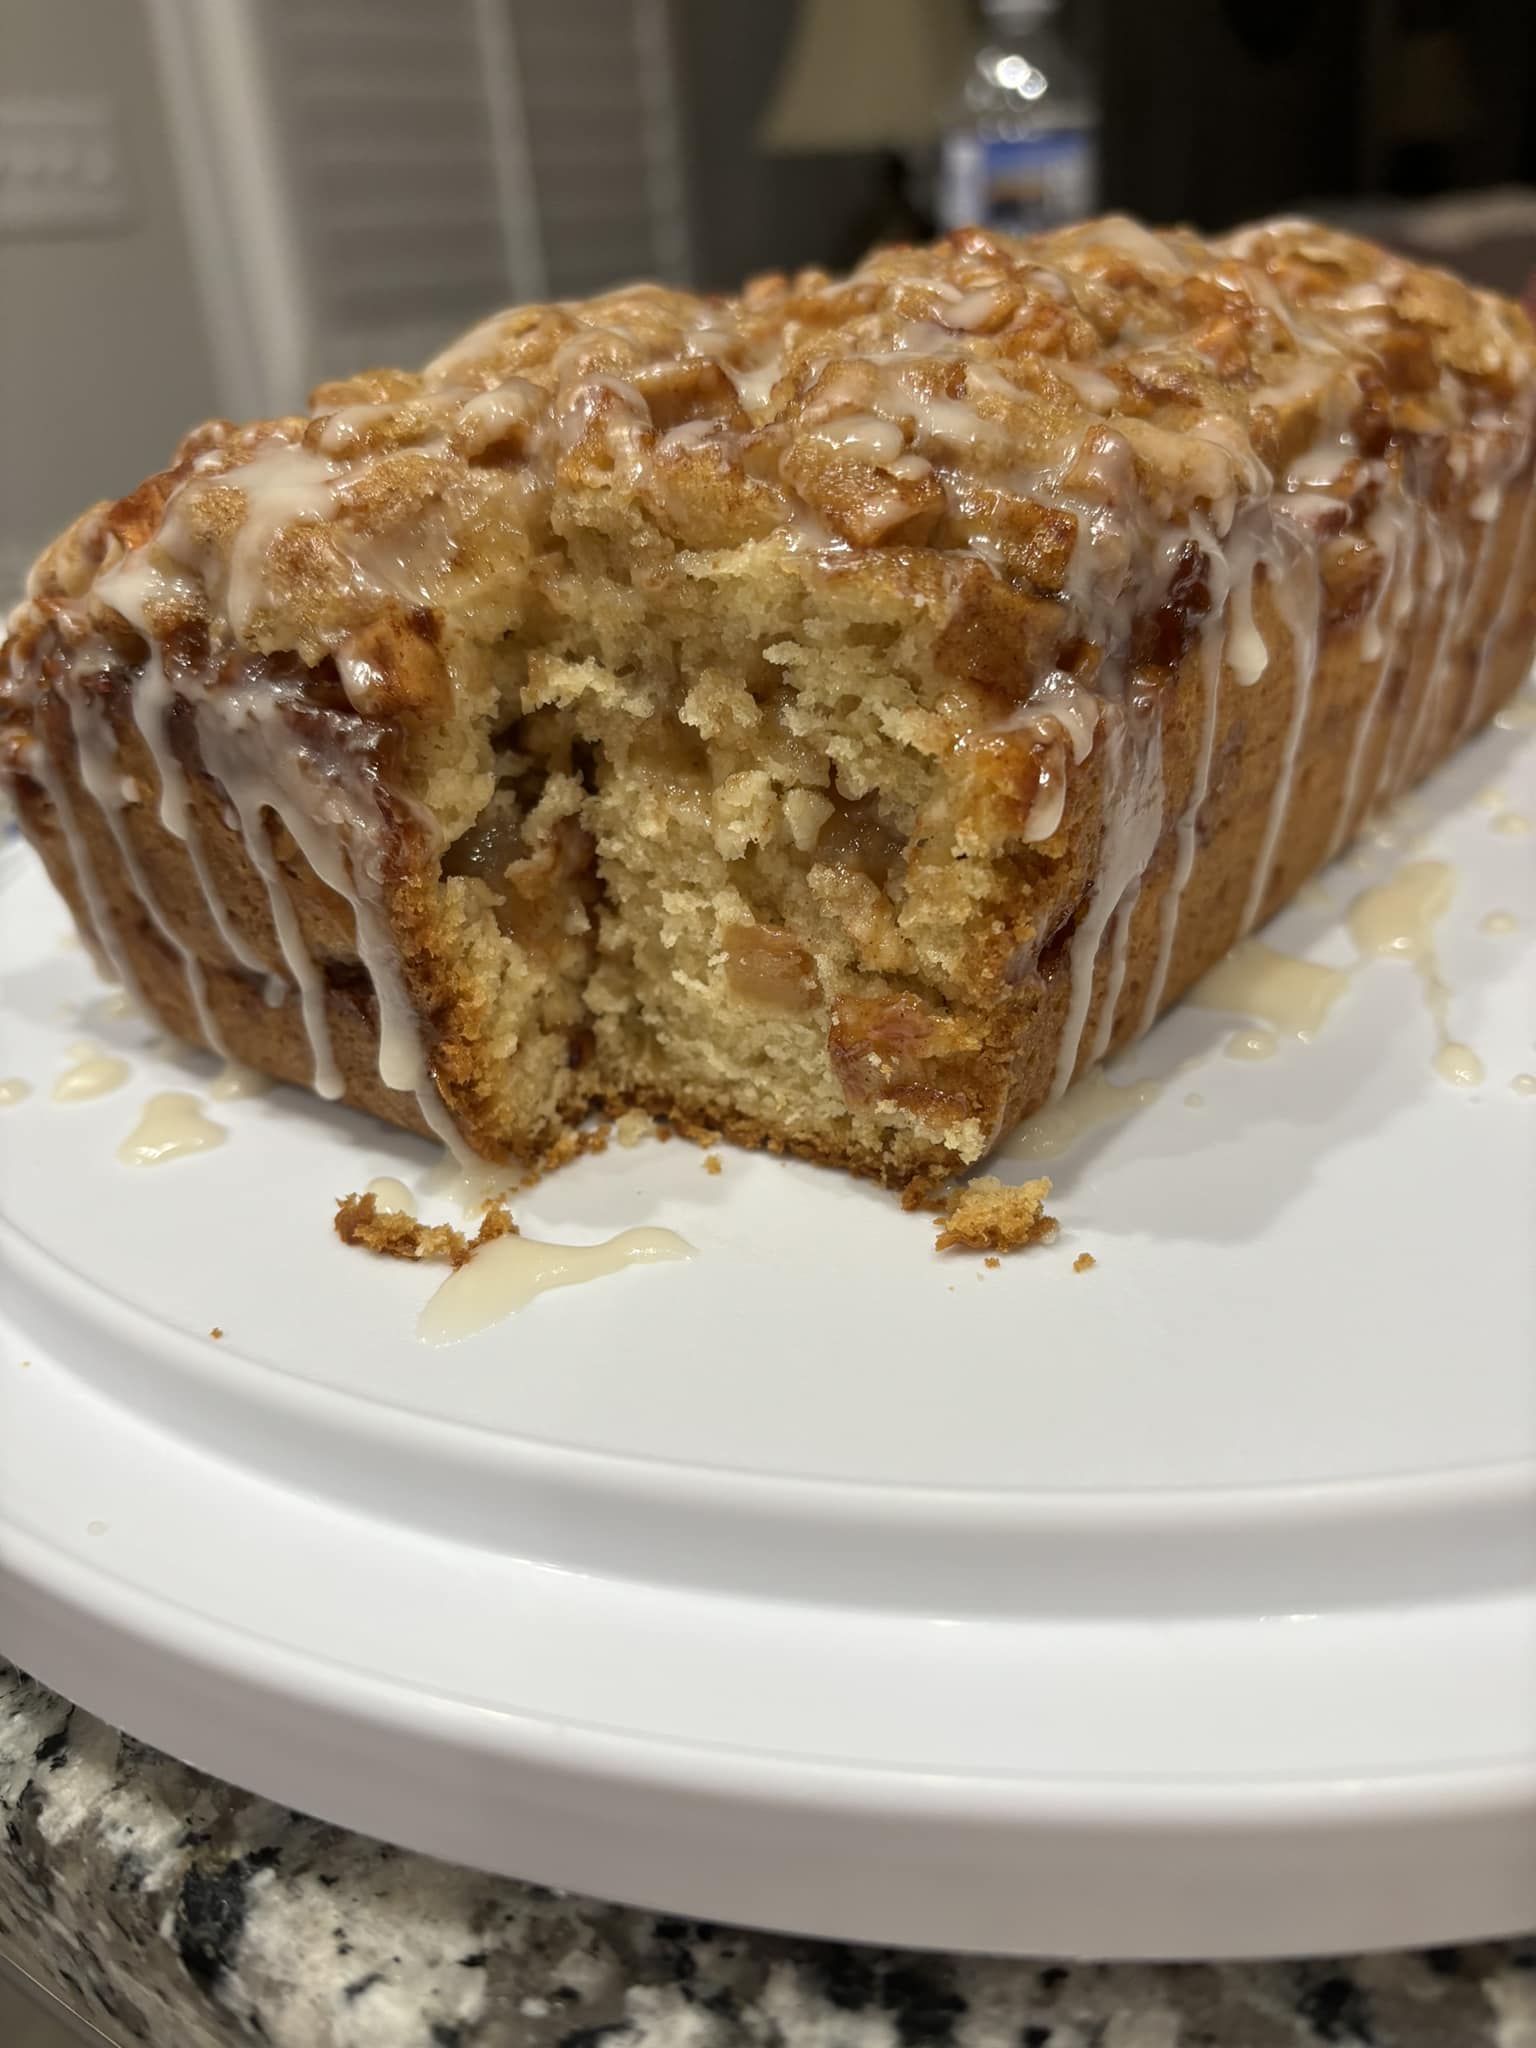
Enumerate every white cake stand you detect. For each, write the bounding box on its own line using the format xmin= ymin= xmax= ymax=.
xmin=2 ymin=705 xmax=1533 ymax=1958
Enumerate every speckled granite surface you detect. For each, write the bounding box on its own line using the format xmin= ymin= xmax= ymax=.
xmin=2 ymin=1659 xmax=1532 ymax=2048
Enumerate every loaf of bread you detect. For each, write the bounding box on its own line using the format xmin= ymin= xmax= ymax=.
xmin=5 ymin=217 xmax=1534 ymax=1190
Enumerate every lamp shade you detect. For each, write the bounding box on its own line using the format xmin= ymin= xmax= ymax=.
xmin=761 ymin=0 xmax=975 ymax=153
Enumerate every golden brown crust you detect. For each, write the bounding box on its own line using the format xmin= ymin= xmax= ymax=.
xmin=603 ymin=1081 xmax=952 ymax=1192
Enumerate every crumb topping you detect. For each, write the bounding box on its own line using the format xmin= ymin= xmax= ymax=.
xmin=17 ymin=217 xmax=1531 ymax=676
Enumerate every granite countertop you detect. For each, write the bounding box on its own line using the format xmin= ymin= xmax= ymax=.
xmin=2 ymin=1659 xmax=1532 ymax=2048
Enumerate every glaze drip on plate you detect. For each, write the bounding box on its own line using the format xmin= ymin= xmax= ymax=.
xmin=418 ymin=1226 xmax=695 ymax=1344
xmin=117 ymin=1092 xmax=227 ymax=1166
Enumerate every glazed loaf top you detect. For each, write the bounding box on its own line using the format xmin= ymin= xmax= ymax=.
xmin=4 ymin=217 xmax=1535 ymax=1163
xmin=11 ymin=215 xmax=1536 ymax=685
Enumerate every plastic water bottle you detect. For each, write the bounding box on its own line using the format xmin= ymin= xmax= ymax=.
xmin=939 ymin=0 xmax=1099 ymax=235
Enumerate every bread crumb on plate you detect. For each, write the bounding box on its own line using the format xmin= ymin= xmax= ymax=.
xmin=934 ymin=1175 xmax=1057 ymax=1254
xmin=335 ymin=1191 xmax=517 ymax=1268
xmin=1073 ymin=1251 xmax=1097 ymax=1274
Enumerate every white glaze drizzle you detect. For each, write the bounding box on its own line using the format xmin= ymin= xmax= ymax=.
xmin=1051 ymin=361 xmax=1118 ymax=411
xmin=1459 ymin=448 xmax=1536 ymax=744
xmin=192 ymin=685 xmax=468 ymax=1151
xmin=1225 ymin=541 xmax=1268 ymax=685
xmin=1087 ymin=890 xmax=1138 ymax=1066
xmin=1444 ymin=467 xmax=1520 ymax=753
xmin=87 ymin=534 xmax=473 ymax=1153
xmin=941 ymin=286 xmax=1011 ymax=332
xmin=95 ymin=556 xmax=269 ymax=974
xmin=1387 ymin=477 xmax=1493 ymax=796
xmin=1138 ymin=519 xmax=1232 ymax=1030
xmin=1049 ymin=707 xmax=1164 ymax=1096
xmin=19 ymin=735 xmax=145 ymax=1001
xmin=220 ymin=443 xmax=344 ymax=633
xmin=58 ymin=672 xmax=230 ymax=1056
xmin=1239 ymin=514 xmax=1322 ymax=933
xmin=97 ymin=464 xmax=370 ymax=1094
xmin=1329 ymin=485 xmax=1421 ymax=858
xmin=211 ymin=764 xmax=343 ymax=1100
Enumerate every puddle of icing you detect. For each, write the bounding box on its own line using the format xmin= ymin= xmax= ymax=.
xmin=0 ymin=1078 xmax=32 ymax=1107
xmin=1493 ymin=696 xmax=1536 ymax=733
xmin=1475 ymin=786 xmax=1508 ymax=812
xmin=1002 ymin=1068 xmax=1163 ymax=1163
xmin=1511 ymin=1073 xmax=1536 ymax=1098
xmin=52 ymin=1043 xmax=132 ymax=1103
xmin=1491 ymin=811 xmax=1531 ymax=838
xmin=1183 ymin=1091 xmax=1205 ymax=1109
xmin=1346 ymin=862 xmax=1486 ymax=1090
xmin=1347 ymin=861 xmax=1456 ymax=963
xmin=1225 ymin=1027 xmax=1279 ymax=1061
xmin=208 ymin=1061 xmax=272 ymax=1101
xmin=1187 ymin=939 xmax=1350 ymax=1039
xmin=1478 ymin=910 xmax=1518 ymax=937
xmin=417 ymin=1227 xmax=694 ymax=1346
xmin=117 ymin=1093 xmax=227 ymax=1166
xmin=1433 ymin=1043 xmax=1484 ymax=1088
xmin=365 ymin=1175 xmax=417 ymax=1216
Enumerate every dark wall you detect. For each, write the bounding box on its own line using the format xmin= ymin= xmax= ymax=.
xmin=1096 ymin=0 xmax=1367 ymax=230
xmin=671 ymin=0 xmax=892 ymax=288
xmin=671 ymin=0 xmax=1536 ymax=284
xmin=1096 ymin=0 xmax=1536 ymax=232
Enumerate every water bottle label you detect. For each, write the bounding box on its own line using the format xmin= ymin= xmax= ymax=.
xmin=941 ymin=130 xmax=1097 ymax=235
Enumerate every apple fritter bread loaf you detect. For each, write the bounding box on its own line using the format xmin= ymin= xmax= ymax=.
xmin=4 ymin=216 xmax=1535 ymax=1189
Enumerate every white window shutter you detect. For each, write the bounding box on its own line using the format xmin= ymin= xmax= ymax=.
xmin=503 ymin=0 xmax=691 ymax=299
xmin=149 ymin=0 xmax=693 ymax=418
